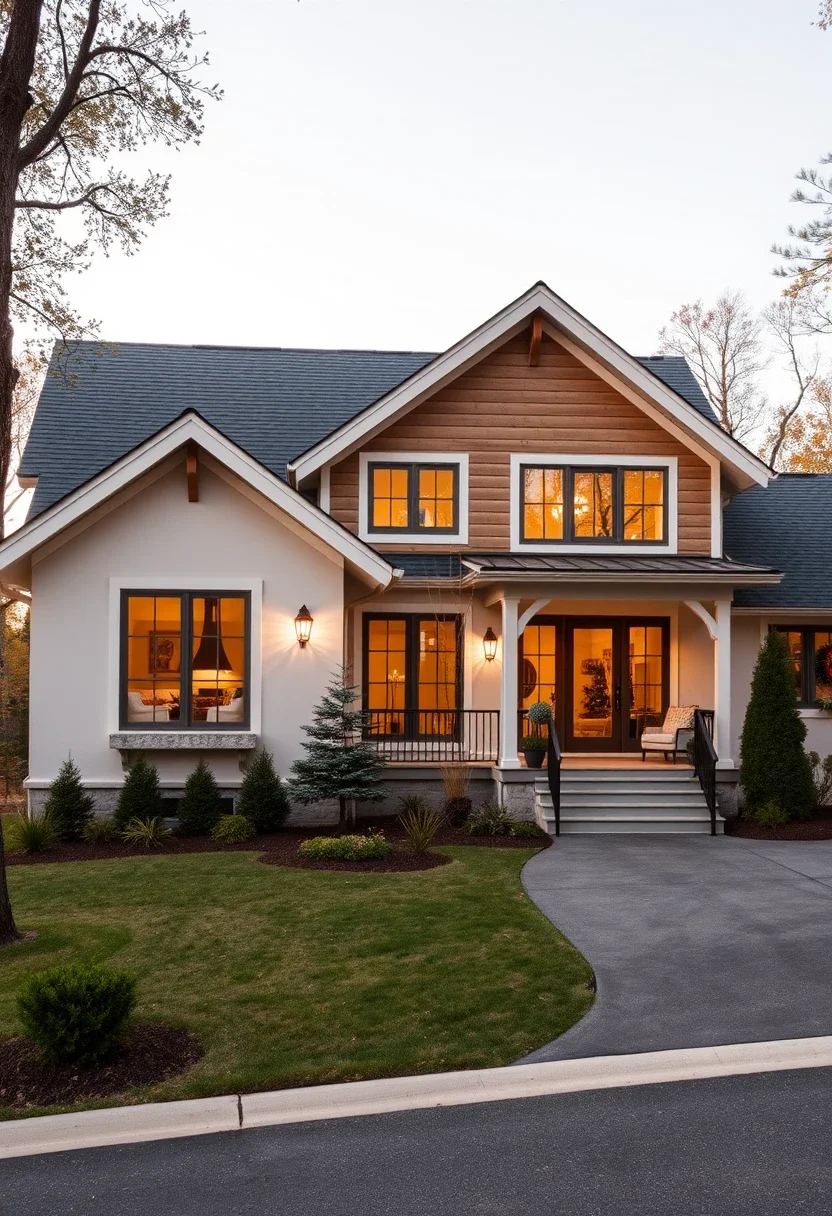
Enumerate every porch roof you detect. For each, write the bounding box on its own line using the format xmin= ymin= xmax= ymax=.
xmin=390 ymin=552 xmax=781 ymax=586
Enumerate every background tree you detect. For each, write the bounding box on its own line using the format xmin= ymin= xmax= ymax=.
xmin=658 ymin=292 xmax=767 ymax=440
xmin=289 ymin=670 xmax=386 ymax=832
xmin=761 ymin=294 xmax=825 ymax=467
xmin=740 ymin=631 xmax=815 ymax=821
xmin=770 ymin=378 xmax=832 ymax=471
xmin=0 ymin=0 xmax=221 ymax=542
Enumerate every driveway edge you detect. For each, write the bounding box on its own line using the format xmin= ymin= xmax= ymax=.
xmin=3 ymin=1035 xmax=832 ymax=1159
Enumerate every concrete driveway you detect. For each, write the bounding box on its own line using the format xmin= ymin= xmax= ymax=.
xmin=520 ymin=835 xmax=832 ymax=1062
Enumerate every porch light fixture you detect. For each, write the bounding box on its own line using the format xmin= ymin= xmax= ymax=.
xmin=294 ymin=604 xmax=314 ymax=648
xmin=483 ymin=627 xmax=498 ymax=662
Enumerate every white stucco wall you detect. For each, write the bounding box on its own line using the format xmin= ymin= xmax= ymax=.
xmin=27 ymin=464 xmax=345 ymax=799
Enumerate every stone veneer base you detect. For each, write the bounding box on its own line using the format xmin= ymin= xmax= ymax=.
xmin=109 ymin=732 xmax=257 ymax=750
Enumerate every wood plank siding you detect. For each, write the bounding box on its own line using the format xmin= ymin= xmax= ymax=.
xmin=329 ymin=332 xmax=712 ymax=553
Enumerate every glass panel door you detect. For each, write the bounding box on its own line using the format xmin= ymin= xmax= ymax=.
xmin=418 ymin=618 xmax=459 ymax=738
xmin=569 ymin=626 xmax=615 ymax=748
xmin=627 ymin=625 xmax=665 ymax=743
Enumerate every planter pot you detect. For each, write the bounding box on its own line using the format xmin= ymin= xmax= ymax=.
xmin=523 ymin=749 xmax=546 ymax=769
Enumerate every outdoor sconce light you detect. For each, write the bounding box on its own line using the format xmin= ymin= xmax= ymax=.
xmin=483 ymin=627 xmax=498 ymax=662
xmin=294 ymin=604 xmax=314 ymax=648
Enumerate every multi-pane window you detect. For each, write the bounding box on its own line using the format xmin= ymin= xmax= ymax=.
xmin=368 ymin=463 xmax=457 ymax=533
xmin=121 ymin=591 xmax=250 ymax=729
xmin=775 ymin=627 xmax=832 ymax=707
xmin=364 ymin=614 xmax=461 ymax=737
xmin=520 ymin=466 xmax=667 ymax=544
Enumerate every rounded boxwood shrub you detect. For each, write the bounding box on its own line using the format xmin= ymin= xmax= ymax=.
xmin=298 ymin=833 xmax=391 ymax=861
xmin=527 ymin=701 xmax=552 ymax=726
xmin=17 ymin=962 xmax=137 ymax=1065
xmin=210 ymin=814 xmax=256 ymax=844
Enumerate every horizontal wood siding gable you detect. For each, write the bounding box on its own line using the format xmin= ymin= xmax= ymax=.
xmin=329 ymin=334 xmax=712 ymax=553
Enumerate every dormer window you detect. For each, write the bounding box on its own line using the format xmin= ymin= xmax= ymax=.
xmin=520 ymin=464 xmax=667 ymax=545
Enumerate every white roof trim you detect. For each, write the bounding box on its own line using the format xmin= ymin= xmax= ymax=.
xmin=0 ymin=412 xmax=399 ymax=589
xmin=287 ymin=282 xmax=772 ymax=489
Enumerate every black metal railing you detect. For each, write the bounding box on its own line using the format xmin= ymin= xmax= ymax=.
xmin=547 ymin=713 xmax=562 ymax=837
xmin=692 ymin=708 xmax=717 ymax=836
xmin=364 ymin=709 xmax=500 ymax=763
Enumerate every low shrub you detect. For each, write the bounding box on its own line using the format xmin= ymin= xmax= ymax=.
xmin=509 ymin=821 xmax=545 ymax=838
xmin=398 ymin=794 xmax=429 ymax=816
xmin=43 ymin=757 xmax=94 ymax=841
xmin=236 ymin=749 xmax=290 ymax=833
xmin=120 ymin=816 xmax=173 ymax=849
xmin=467 ymin=803 xmax=515 ymax=836
xmin=210 ymin=814 xmax=256 ymax=844
xmin=83 ymin=817 xmax=120 ymax=845
xmin=398 ymin=802 xmax=444 ymax=854
xmin=299 ymin=833 xmax=391 ymax=861
xmin=114 ymin=754 xmax=163 ymax=830
xmin=808 ymin=751 xmax=832 ymax=808
xmin=521 ymin=735 xmax=546 ymax=752
xmin=7 ymin=812 xmax=55 ymax=854
xmin=443 ymin=796 xmax=472 ymax=828
xmin=752 ymin=801 xmax=791 ymax=829
xmin=17 ymin=961 xmax=137 ymax=1065
xmin=440 ymin=764 xmax=472 ymax=826
xmin=178 ymin=759 xmax=223 ymax=836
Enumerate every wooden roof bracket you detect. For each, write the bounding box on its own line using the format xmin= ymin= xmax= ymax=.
xmin=528 ymin=314 xmax=543 ymax=367
xmin=186 ymin=441 xmax=199 ymax=502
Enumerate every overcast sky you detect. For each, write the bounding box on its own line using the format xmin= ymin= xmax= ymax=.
xmin=49 ymin=0 xmax=831 ymax=358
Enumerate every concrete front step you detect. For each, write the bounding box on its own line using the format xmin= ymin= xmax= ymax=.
xmin=534 ymin=766 xmax=724 ymax=834
xmin=554 ymin=816 xmax=723 ymax=835
xmin=555 ymin=787 xmax=706 ymax=803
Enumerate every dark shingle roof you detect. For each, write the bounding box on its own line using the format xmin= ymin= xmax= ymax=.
xmin=724 ymin=474 xmax=832 ymax=608
xmin=20 ymin=342 xmax=718 ymax=519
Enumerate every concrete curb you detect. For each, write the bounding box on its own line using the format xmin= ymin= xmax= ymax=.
xmin=4 ymin=1034 xmax=832 ymax=1159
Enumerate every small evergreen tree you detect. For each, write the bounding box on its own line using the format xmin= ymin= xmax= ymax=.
xmin=740 ymin=630 xmax=815 ymax=820
xmin=237 ymin=749 xmax=290 ymax=833
xmin=178 ymin=759 xmax=223 ymax=836
xmin=288 ymin=669 xmax=386 ymax=831
xmin=114 ymin=754 xmax=163 ymax=830
xmin=581 ymin=661 xmax=611 ymax=719
xmin=43 ymin=756 xmax=94 ymax=841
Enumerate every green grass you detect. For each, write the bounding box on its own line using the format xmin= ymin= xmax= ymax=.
xmin=0 ymin=847 xmax=593 ymax=1118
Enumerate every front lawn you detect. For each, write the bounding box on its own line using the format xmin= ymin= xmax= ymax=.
xmin=0 ymin=847 xmax=592 ymax=1118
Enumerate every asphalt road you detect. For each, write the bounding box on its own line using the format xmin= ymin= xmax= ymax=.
xmin=4 ymin=1068 xmax=832 ymax=1215
xmin=520 ymin=835 xmax=832 ymax=1062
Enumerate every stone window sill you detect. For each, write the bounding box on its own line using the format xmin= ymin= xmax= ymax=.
xmin=109 ymin=732 xmax=257 ymax=751
xmin=798 ymin=709 xmax=832 ymax=720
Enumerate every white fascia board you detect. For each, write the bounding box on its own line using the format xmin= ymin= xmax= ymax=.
xmin=0 ymin=414 xmax=397 ymax=591
xmin=287 ymin=283 xmax=771 ymax=489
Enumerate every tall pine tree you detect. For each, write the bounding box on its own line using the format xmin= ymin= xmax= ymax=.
xmin=740 ymin=630 xmax=814 ymax=820
xmin=289 ymin=670 xmax=385 ymax=831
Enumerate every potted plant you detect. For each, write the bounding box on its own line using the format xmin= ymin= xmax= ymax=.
xmin=523 ymin=702 xmax=552 ymax=768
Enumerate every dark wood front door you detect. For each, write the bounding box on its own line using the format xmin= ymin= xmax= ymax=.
xmin=564 ymin=617 xmax=669 ymax=753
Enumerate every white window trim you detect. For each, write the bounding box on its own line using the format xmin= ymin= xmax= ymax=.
xmin=509 ymin=453 xmax=678 ymax=555
xmin=108 ymin=576 xmax=263 ymax=736
xmin=358 ymin=451 xmax=469 ymax=545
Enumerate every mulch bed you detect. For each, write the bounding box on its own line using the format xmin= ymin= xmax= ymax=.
xmin=0 ymin=1023 xmax=204 ymax=1110
xmin=726 ymin=811 xmax=832 ymax=841
xmin=5 ymin=820 xmax=550 ymax=870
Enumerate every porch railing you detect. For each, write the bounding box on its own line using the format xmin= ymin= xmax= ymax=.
xmin=692 ymin=708 xmax=717 ymax=836
xmin=364 ymin=710 xmax=500 ymax=763
xmin=546 ymin=713 xmax=562 ymax=837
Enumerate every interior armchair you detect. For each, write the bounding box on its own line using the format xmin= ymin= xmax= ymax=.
xmin=640 ymin=705 xmax=697 ymax=763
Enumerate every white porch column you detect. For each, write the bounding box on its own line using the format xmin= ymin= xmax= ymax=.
xmin=714 ymin=598 xmax=733 ymax=768
xmin=499 ymin=596 xmax=521 ymax=768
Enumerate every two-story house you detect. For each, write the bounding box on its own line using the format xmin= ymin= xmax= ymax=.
xmin=2 ymin=283 xmax=829 ymax=832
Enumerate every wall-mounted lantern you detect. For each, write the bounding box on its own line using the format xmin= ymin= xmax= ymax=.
xmin=294 ymin=604 xmax=314 ymax=648
xmin=483 ymin=626 xmax=498 ymax=662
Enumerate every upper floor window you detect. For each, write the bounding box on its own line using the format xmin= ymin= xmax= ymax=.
xmin=368 ymin=462 xmax=458 ymax=534
xmin=120 ymin=591 xmax=250 ymax=729
xmin=520 ymin=465 xmax=666 ymax=545
xmin=775 ymin=626 xmax=832 ymax=708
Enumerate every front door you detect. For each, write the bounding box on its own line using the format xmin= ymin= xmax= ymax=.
xmin=564 ymin=618 xmax=669 ymax=752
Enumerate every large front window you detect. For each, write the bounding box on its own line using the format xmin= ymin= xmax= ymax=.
xmin=363 ymin=614 xmax=461 ymax=737
xmin=121 ymin=591 xmax=250 ymax=728
xmin=368 ymin=463 xmax=458 ymax=533
xmin=775 ymin=626 xmax=832 ymax=708
xmin=521 ymin=465 xmax=666 ymax=544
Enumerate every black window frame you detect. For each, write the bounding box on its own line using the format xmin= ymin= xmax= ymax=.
xmin=361 ymin=612 xmax=464 ymax=739
xmin=366 ymin=461 xmax=460 ymax=535
xmin=119 ymin=589 xmax=252 ymax=731
xmin=519 ymin=464 xmax=669 ymax=546
xmin=772 ymin=625 xmax=832 ymax=708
